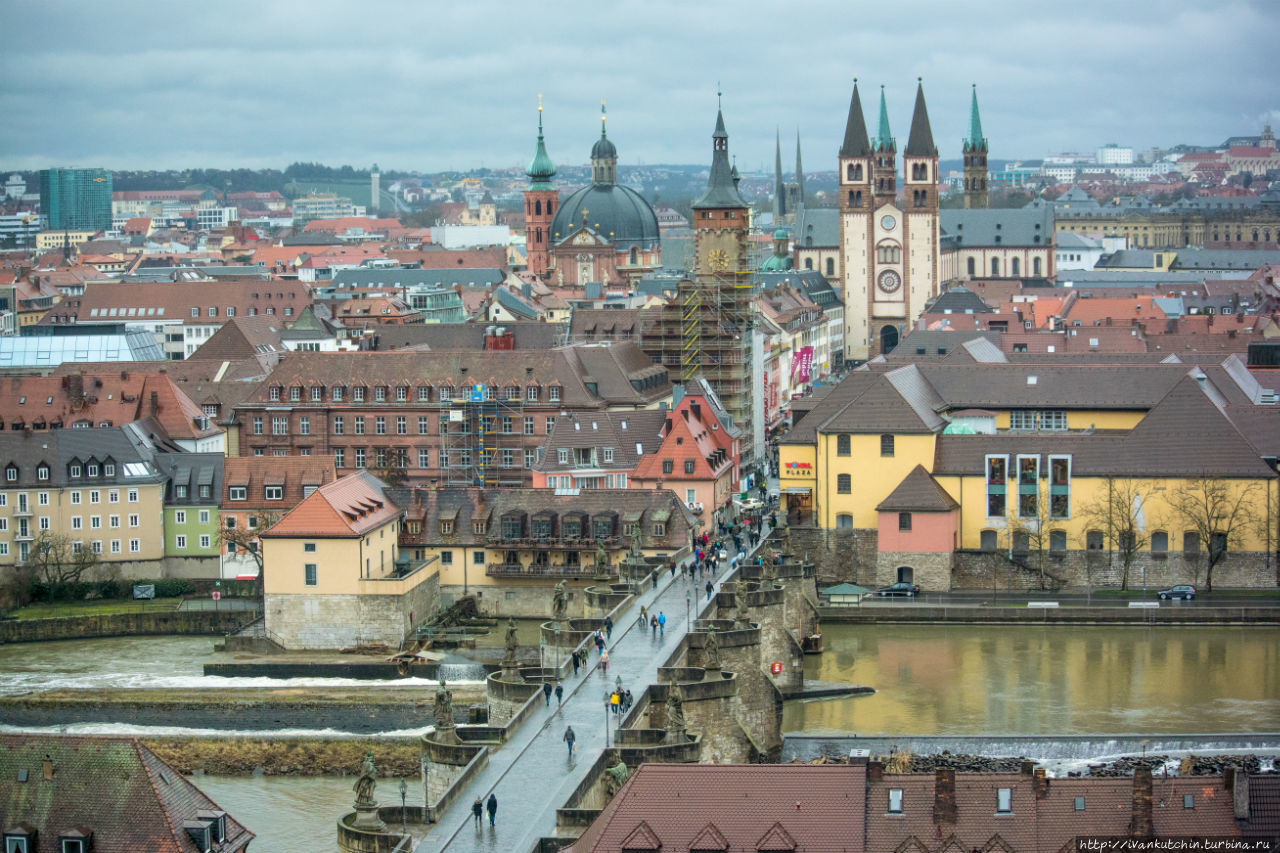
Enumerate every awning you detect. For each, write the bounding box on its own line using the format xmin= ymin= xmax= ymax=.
xmin=782 ymin=487 xmax=811 ymax=494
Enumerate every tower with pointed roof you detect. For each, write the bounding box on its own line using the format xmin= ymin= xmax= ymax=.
xmin=794 ymin=130 xmax=806 ymax=210
xmin=963 ymin=85 xmax=989 ymax=209
xmin=523 ymin=99 xmax=558 ymax=277
xmin=838 ymin=79 xmax=941 ymax=360
xmin=773 ymin=129 xmax=787 ymax=222
xmin=674 ymin=94 xmax=756 ymax=466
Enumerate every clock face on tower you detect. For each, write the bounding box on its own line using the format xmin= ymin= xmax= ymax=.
xmin=709 ymin=249 xmax=729 ymax=271
xmin=877 ymin=269 xmax=901 ymax=293
xmin=880 ymin=214 xmax=896 ymax=231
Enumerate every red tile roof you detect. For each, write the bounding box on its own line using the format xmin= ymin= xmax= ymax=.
xmin=261 ymin=470 xmax=398 ymax=538
xmin=0 ymin=734 xmax=252 ymax=852
xmin=566 ymin=764 xmax=866 ymax=853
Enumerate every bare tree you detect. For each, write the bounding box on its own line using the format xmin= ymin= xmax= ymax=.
xmin=1079 ymin=477 xmax=1156 ymax=591
xmin=219 ymin=511 xmax=283 ymax=598
xmin=1007 ymin=489 xmax=1058 ymax=590
xmin=1165 ymin=476 xmax=1261 ymax=593
xmin=28 ymin=531 xmax=101 ymax=587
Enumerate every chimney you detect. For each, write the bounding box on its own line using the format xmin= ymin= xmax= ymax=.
xmin=42 ymin=755 xmax=53 ymax=781
xmin=1020 ymin=760 xmax=1035 ymax=777
xmin=1034 ymin=767 xmax=1049 ymax=800
xmin=933 ymin=769 xmax=957 ymax=825
xmin=1230 ymin=768 xmax=1250 ymax=820
xmin=1128 ymin=766 xmax=1154 ymax=839
xmin=867 ymin=760 xmax=883 ymax=782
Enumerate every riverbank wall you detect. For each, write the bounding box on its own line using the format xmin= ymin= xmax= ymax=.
xmin=0 ymin=688 xmax=487 ymax=734
xmin=0 ymin=609 xmax=257 ymax=644
xmin=817 ymin=604 xmax=1280 ymax=625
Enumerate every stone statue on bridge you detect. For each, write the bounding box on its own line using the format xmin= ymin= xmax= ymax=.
xmin=353 ymin=753 xmax=377 ymax=807
xmin=502 ymin=617 xmax=519 ymax=664
xmin=552 ymin=579 xmax=569 ymax=621
xmin=665 ymin=682 xmax=686 ymax=737
xmin=434 ymin=678 xmax=454 ymax=730
xmin=595 ymin=538 xmax=610 ymax=572
xmin=703 ymin=626 xmax=720 ymax=671
xmin=734 ymin=584 xmax=752 ymax=629
xmin=605 ymin=756 xmax=630 ymax=796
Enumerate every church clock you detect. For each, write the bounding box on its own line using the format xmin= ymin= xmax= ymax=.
xmin=709 ymin=249 xmax=729 ymax=271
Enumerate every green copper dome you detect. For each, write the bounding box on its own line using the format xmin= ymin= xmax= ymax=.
xmin=526 ymin=107 xmax=556 ymax=190
xmin=773 ymin=228 xmax=788 ymax=240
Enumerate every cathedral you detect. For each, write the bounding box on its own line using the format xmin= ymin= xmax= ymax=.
xmin=838 ymin=79 xmax=940 ymax=359
xmin=523 ymin=104 xmax=661 ymax=288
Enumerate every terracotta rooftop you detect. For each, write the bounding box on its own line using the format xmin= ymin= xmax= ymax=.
xmin=875 ymin=464 xmax=960 ymax=512
xmin=0 ymin=734 xmax=253 ymax=852
xmin=262 ymin=470 xmax=398 ymax=538
xmin=566 ymin=763 xmax=866 ymax=853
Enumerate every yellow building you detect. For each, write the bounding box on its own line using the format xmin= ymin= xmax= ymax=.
xmin=36 ymin=230 xmax=98 ymax=251
xmin=260 ymin=471 xmax=437 ymax=649
xmin=778 ymin=359 xmax=1278 ymax=591
xmin=0 ymin=429 xmax=170 ymax=576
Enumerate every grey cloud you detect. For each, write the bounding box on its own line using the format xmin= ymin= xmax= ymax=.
xmin=1 ymin=0 xmax=1277 ymax=172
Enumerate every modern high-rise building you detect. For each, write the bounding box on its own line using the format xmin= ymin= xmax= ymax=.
xmin=39 ymin=168 xmax=112 ymax=230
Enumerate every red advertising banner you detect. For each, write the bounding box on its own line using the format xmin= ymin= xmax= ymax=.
xmin=790 ymin=346 xmax=814 ymax=385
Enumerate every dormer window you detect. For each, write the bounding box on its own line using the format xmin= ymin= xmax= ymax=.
xmin=527 ymin=385 xmax=539 ymax=402
xmin=3 ymin=826 xmax=36 ymax=853
xmin=87 ymin=464 xmax=99 ymax=478
xmin=36 ymin=463 xmax=49 ymax=481
xmin=269 ymin=386 xmax=281 ymax=401
xmin=353 ymin=386 xmax=366 ymax=402
xmin=440 ymin=519 xmax=453 ymax=536
xmin=375 ymin=386 xmax=386 ymax=402
xmin=4 ymin=465 xmax=16 ymax=482
xmin=290 ymin=386 xmax=301 ymax=401
xmin=549 ymin=385 xmax=560 ymax=402
xmin=332 ymin=386 xmax=344 ymax=402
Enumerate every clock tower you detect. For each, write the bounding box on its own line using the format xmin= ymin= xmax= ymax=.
xmin=674 ymin=95 xmax=755 ymax=464
xmin=838 ymin=79 xmax=940 ymax=359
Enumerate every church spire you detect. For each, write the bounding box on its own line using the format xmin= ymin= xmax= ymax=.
xmin=840 ymin=79 xmax=871 ymax=157
xmin=874 ymin=85 xmax=894 ymax=151
xmin=693 ymin=94 xmax=747 ymax=210
xmin=794 ymin=128 xmax=805 ymax=207
xmin=905 ymin=78 xmax=937 ymax=157
xmin=773 ymin=128 xmax=785 ymax=220
xmin=526 ymin=95 xmax=556 ymax=190
xmin=964 ymin=84 xmax=986 ymax=151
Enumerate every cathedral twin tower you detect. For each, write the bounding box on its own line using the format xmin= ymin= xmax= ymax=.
xmin=838 ymin=80 xmax=988 ymax=359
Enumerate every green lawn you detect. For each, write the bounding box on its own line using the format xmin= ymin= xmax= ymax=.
xmin=9 ymin=597 xmax=183 ymax=620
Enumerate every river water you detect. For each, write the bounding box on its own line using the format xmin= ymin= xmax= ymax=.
xmin=5 ymin=626 xmax=1277 ymax=852
xmin=786 ymin=623 xmax=1280 ymax=735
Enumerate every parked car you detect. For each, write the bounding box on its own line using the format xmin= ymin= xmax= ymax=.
xmin=877 ymin=582 xmax=921 ymax=597
xmin=1158 ymin=584 xmax=1196 ymax=600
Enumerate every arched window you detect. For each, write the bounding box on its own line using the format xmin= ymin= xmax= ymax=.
xmin=991 ymin=257 xmax=1001 ymax=276
xmin=854 ymin=164 xmax=863 ymax=180
xmin=535 ymin=228 xmax=541 ymax=244
xmin=967 ymin=257 xmax=975 ymax=276
xmin=1033 ymin=257 xmax=1042 ymax=276
xmin=880 ymin=325 xmax=899 ymax=354
xmin=825 ymin=257 xmax=835 ymax=276
xmin=535 ymin=199 xmax=542 ymax=215
xmin=804 ymin=258 xmax=813 ymax=270
xmin=629 ymin=248 xmax=638 ymax=266
xmin=855 ymin=190 xmax=862 ymax=206
xmin=1011 ymin=257 xmax=1020 ymax=276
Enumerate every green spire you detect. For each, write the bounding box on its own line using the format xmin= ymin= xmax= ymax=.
xmin=526 ymin=97 xmax=556 ymax=190
xmin=874 ymin=85 xmax=894 ymax=151
xmin=965 ymin=84 xmax=986 ymax=151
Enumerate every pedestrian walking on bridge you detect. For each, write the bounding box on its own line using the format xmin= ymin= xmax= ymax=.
xmin=472 ymin=797 xmax=483 ymax=827
xmin=564 ymin=725 xmax=576 ymax=758
xmin=542 ymin=680 xmax=553 ymax=706
xmin=555 ymin=681 xmax=564 ymax=705
xmin=486 ymin=792 xmax=498 ymax=826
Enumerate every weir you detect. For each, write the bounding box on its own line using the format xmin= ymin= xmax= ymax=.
xmin=783 ymin=733 xmax=1280 ymax=762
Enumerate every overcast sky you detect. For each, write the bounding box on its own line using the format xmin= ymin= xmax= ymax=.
xmin=2 ymin=0 xmax=1278 ymax=175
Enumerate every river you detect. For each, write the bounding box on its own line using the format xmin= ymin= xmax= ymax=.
xmin=786 ymin=623 xmax=1280 ymax=735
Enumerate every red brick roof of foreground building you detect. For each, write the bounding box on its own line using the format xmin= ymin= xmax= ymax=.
xmin=565 ymin=763 xmax=867 ymax=853
xmin=261 ymin=470 xmax=397 ymax=539
xmin=0 ymin=734 xmax=253 ymax=852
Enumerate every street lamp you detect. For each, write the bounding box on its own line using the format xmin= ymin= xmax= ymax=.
xmin=603 ymin=691 xmax=612 ymax=748
xmin=554 ymin=622 xmax=561 ymax=677
xmin=685 ymin=588 xmax=691 ymax=627
xmin=399 ymin=778 xmax=407 ymax=833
